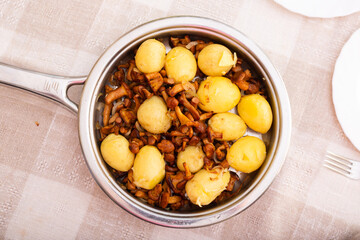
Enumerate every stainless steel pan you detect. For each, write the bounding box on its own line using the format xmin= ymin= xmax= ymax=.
xmin=0 ymin=16 xmax=292 ymax=228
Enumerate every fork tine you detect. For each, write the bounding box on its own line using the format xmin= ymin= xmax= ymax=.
xmin=323 ymin=161 xmax=351 ymax=177
xmin=326 ymin=151 xmax=354 ymax=165
xmin=324 ymin=159 xmax=351 ymax=173
xmin=325 ymin=154 xmax=352 ymax=170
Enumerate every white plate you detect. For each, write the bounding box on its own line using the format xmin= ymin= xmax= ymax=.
xmin=274 ymin=0 xmax=360 ymax=18
xmin=332 ymin=29 xmax=360 ymax=151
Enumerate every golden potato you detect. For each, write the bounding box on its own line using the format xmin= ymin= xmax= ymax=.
xmin=133 ymin=146 xmax=165 ymax=190
xmin=177 ymin=146 xmax=205 ymax=173
xmin=100 ymin=134 xmax=135 ymax=172
xmin=197 ymin=76 xmax=241 ymax=113
xmin=208 ymin=112 xmax=247 ymax=141
xmin=135 ymin=39 xmax=166 ymax=74
xmin=226 ymin=136 xmax=266 ymax=173
xmin=197 ymin=44 xmax=234 ymax=76
xmin=237 ymin=94 xmax=273 ymax=134
xmin=137 ymin=96 xmax=171 ymax=134
xmin=165 ymin=46 xmax=197 ymax=83
xmin=185 ymin=167 xmax=230 ymax=207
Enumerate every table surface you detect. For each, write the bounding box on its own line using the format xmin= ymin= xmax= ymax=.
xmin=0 ymin=0 xmax=360 ymax=239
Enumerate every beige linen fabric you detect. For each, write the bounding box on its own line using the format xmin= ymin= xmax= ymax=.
xmin=0 ymin=0 xmax=360 ymax=239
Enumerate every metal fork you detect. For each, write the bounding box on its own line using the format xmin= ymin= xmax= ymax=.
xmin=324 ymin=151 xmax=360 ymax=180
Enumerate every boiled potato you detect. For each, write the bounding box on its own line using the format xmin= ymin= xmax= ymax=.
xmin=135 ymin=39 xmax=166 ymax=73
xmin=133 ymin=146 xmax=165 ymax=190
xmin=198 ymin=44 xmax=234 ymax=76
xmin=197 ymin=76 xmax=241 ymax=113
xmin=185 ymin=167 xmax=230 ymax=207
xmin=177 ymin=146 xmax=205 ymax=173
xmin=165 ymin=46 xmax=197 ymax=83
xmin=100 ymin=134 xmax=135 ymax=172
xmin=226 ymin=136 xmax=266 ymax=173
xmin=137 ymin=96 xmax=171 ymax=134
xmin=237 ymin=94 xmax=273 ymax=134
xmin=208 ymin=112 xmax=247 ymax=141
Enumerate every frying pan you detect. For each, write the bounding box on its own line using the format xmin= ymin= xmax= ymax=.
xmin=0 ymin=16 xmax=292 ymax=228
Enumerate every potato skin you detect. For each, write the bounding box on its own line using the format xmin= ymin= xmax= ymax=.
xmin=177 ymin=146 xmax=205 ymax=173
xmin=185 ymin=168 xmax=230 ymax=207
xmin=197 ymin=76 xmax=241 ymax=113
xmin=226 ymin=136 xmax=266 ymax=173
xmin=208 ymin=112 xmax=247 ymax=141
xmin=133 ymin=146 xmax=165 ymax=190
xmin=165 ymin=46 xmax=197 ymax=83
xmin=135 ymin=39 xmax=166 ymax=73
xmin=237 ymin=94 xmax=273 ymax=134
xmin=100 ymin=134 xmax=135 ymax=172
xmin=197 ymin=44 xmax=234 ymax=76
xmin=137 ymin=96 xmax=172 ymax=134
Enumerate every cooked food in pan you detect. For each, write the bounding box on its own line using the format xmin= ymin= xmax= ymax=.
xmin=98 ymin=35 xmax=273 ymax=210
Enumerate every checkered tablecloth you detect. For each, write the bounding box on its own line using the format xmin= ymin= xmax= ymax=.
xmin=1 ymin=0 xmax=360 ymax=239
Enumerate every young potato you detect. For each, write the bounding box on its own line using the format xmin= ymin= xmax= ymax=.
xmin=135 ymin=39 xmax=166 ymax=73
xmin=237 ymin=94 xmax=273 ymax=134
xmin=208 ymin=112 xmax=247 ymax=141
xmin=100 ymin=134 xmax=135 ymax=172
xmin=226 ymin=136 xmax=266 ymax=173
xmin=133 ymin=146 xmax=165 ymax=190
xmin=165 ymin=46 xmax=197 ymax=83
xmin=197 ymin=44 xmax=234 ymax=76
xmin=197 ymin=76 xmax=241 ymax=113
xmin=177 ymin=146 xmax=205 ymax=173
xmin=185 ymin=167 xmax=230 ymax=207
xmin=137 ymin=96 xmax=172 ymax=134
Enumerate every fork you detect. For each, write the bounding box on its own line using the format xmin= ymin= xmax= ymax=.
xmin=324 ymin=151 xmax=360 ymax=180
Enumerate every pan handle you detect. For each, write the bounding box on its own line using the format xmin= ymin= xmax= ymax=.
xmin=0 ymin=62 xmax=87 ymax=113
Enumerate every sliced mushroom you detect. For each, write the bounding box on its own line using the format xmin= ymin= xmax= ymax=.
xmin=145 ymin=72 xmax=164 ymax=93
xmin=148 ymin=184 xmax=162 ymax=201
xmin=126 ymin=60 xmax=135 ymax=81
xmin=168 ymin=83 xmax=185 ymax=97
xmin=179 ymin=93 xmax=200 ymax=120
xmin=175 ymin=106 xmax=191 ymax=125
xmin=215 ymin=144 xmax=227 ymax=161
xmin=157 ymin=140 xmax=175 ymax=153
xmin=119 ymin=109 xmax=136 ymax=125
xmin=159 ymin=86 xmax=168 ymax=101
xmin=166 ymin=97 xmax=179 ymax=109
xmin=105 ymin=82 xmax=132 ymax=105
xmin=103 ymin=103 xmax=112 ymax=126
xmin=199 ymin=112 xmax=213 ymax=121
